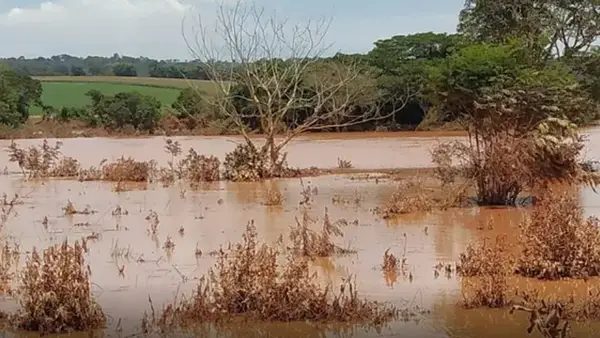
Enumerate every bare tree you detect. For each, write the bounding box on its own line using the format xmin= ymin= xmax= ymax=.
xmin=184 ymin=1 xmax=411 ymax=176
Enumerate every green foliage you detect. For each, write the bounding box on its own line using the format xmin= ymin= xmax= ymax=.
xmin=70 ymin=66 xmax=86 ymax=76
xmin=459 ymin=0 xmax=600 ymax=58
xmin=171 ymin=88 xmax=217 ymax=129
xmin=0 ymin=69 xmax=42 ymax=127
xmin=112 ymin=63 xmax=137 ymax=77
xmin=86 ymin=91 xmax=161 ymax=131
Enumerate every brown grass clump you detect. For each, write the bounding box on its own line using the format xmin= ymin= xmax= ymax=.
xmin=263 ymin=188 xmax=283 ymax=206
xmin=101 ymin=156 xmax=155 ymax=182
xmin=147 ymin=222 xmax=397 ymax=331
xmin=458 ymin=236 xmax=513 ymax=308
xmin=517 ymin=192 xmax=600 ymax=280
xmin=14 ymin=241 xmax=105 ymax=334
xmin=289 ymin=210 xmax=352 ymax=257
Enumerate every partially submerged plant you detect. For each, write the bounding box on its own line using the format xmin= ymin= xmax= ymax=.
xmin=48 ymin=157 xmax=81 ymax=178
xmin=101 ymin=156 xmax=155 ymax=182
xmin=337 ymin=158 xmax=353 ymax=169
xmin=146 ymin=210 xmax=160 ymax=235
xmin=289 ymin=209 xmax=352 ymax=257
xmin=14 ymin=241 xmax=105 ymax=334
xmin=147 ymin=222 xmax=397 ymax=331
xmin=263 ymin=188 xmax=283 ymax=206
xmin=517 ymin=192 xmax=600 ymax=280
xmin=458 ymin=236 xmax=513 ymax=308
xmin=178 ymin=148 xmax=220 ymax=184
xmin=6 ymin=140 xmax=62 ymax=178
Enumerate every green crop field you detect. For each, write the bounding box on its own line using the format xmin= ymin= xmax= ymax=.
xmin=31 ymin=76 xmax=220 ymax=115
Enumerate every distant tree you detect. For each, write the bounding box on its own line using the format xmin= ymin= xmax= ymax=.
xmin=112 ymin=63 xmax=137 ymax=77
xmin=70 ymin=66 xmax=86 ymax=76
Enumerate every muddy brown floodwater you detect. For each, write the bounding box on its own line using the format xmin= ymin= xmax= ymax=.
xmin=0 ymin=128 xmax=600 ymax=337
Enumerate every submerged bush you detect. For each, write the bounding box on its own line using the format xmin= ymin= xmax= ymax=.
xmin=15 ymin=241 xmax=105 ymax=334
xmin=148 ymin=222 xmax=397 ymax=331
xmin=459 ymin=236 xmax=513 ymax=308
xmin=178 ymin=149 xmax=220 ymax=183
xmin=7 ymin=140 xmax=62 ymax=178
xmin=223 ymin=142 xmax=268 ymax=181
xmin=289 ymin=210 xmax=352 ymax=257
xmin=517 ymin=192 xmax=600 ymax=280
xmin=101 ymin=156 xmax=155 ymax=182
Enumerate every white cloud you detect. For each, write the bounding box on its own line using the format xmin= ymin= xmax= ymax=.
xmin=0 ymin=0 xmax=201 ymax=59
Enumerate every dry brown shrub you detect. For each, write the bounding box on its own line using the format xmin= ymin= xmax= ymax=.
xmin=48 ymin=157 xmax=81 ymax=177
xmin=14 ymin=241 xmax=105 ymax=334
xmin=178 ymin=148 xmax=220 ymax=183
xmin=77 ymin=160 xmax=106 ymax=181
xmin=101 ymin=156 xmax=155 ymax=182
xmin=517 ymin=192 xmax=600 ymax=280
xmin=289 ymin=210 xmax=353 ymax=257
xmin=263 ymin=188 xmax=283 ymax=206
xmin=458 ymin=236 xmax=513 ymax=308
xmin=147 ymin=222 xmax=397 ymax=331
xmin=6 ymin=140 xmax=62 ymax=178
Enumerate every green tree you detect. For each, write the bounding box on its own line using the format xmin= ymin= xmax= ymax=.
xmin=86 ymin=91 xmax=161 ymax=131
xmin=0 ymin=68 xmax=42 ymax=127
xmin=112 ymin=63 xmax=137 ymax=77
xmin=70 ymin=66 xmax=86 ymax=76
xmin=459 ymin=0 xmax=600 ymax=59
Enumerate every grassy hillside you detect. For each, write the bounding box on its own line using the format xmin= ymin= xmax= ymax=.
xmin=31 ymin=76 xmax=219 ymax=115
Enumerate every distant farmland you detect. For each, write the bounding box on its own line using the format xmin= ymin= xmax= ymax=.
xmin=32 ymin=76 xmax=218 ymax=114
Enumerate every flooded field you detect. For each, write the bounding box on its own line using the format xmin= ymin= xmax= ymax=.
xmin=0 ymin=129 xmax=600 ymax=337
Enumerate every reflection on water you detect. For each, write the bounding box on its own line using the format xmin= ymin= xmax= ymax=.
xmin=0 ymin=129 xmax=599 ymax=337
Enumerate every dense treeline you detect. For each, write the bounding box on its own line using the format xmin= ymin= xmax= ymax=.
xmin=0 ymin=54 xmax=210 ymax=80
xmin=0 ymin=0 xmax=598 ymax=134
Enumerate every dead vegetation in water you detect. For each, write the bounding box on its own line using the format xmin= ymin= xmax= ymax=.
xmin=517 ymin=192 xmax=600 ymax=280
xmin=332 ymin=190 xmax=363 ymax=207
xmin=262 ymin=188 xmax=283 ymax=206
xmin=510 ymin=302 xmax=569 ymax=338
xmin=146 ymin=210 xmax=160 ymax=235
xmin=145 ymin=222 xmax=398 ymax=332
xmin=458 ymin=236 xmax=514 ymax=308
xmin=337 ymin=158 xmax=353 ymax=169
xmin=1 ymin=193 xmax=22 ymax=226
xmin=62 ymin=200 xmax=96 ymax=216
xmin=376 ymin=179 xmax=470 ymax=218
xmin=289 ymin=210 xmax=353 ymax=257
xmin=6 ymin=140 xmax=62 ymax=178
xmin=101 ymin=156 xmax=155 ymax=182
xmin=0 ymin=242 xmax=19 ymax=295
xmin=14 ymin=240 xmax=105 ymax=334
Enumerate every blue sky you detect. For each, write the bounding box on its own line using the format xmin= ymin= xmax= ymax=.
xmin=0 ymin=0 xmax=464 ymax=59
